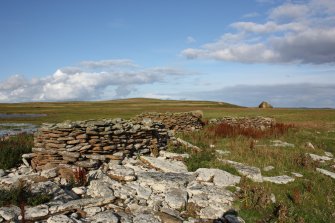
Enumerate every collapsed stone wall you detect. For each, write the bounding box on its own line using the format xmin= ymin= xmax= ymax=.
xmin=134 ymin=111 xmax=204 ymax=132
xmin=31 ymin=118 xmax=169 ymax=170
xmin=209 ymin=116 xmax=276 ymax=130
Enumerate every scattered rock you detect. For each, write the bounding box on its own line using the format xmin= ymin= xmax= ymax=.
xmin=91 ymin=210 xmax=119 ymax=223
xmin=72 ymin=186 xmax=86 ymax=195
xmin=87 ymin=180 xmax=115 ymax=198
xmin=47 ymin=214 xmax=74 ymax=223
xmin=108 ymin=164 xmax=136 ymax=181
xmin=25 ymin=204 xmax=49 ymax=220
xmin=224 ymin=160 xmax=263 ymax=182
xmin=165 ymin=188 xmax=188 ymax=210
xmin=0 ymin=169 xmax=5 ymax=177
xmin=291 ymin=172 xmax=303 ymax=178
xmin=271 ymin=140 xmax=294 ymax=148
xmin=140 ymin=156 xmax=188 ymax=173
xmin=305 ymin=142 xmax=315 ymax=149
xmin=324 ymin=152 xmax=333 ymax=157
xmin=263 ymin=166 xmax=274 ymax=172
xmin=308 ymin=153 xmax=333 ymax=162
xmin=0 ymin=206 xmax=20 ymax=221
xmin=263 ymin=175 xmax=295 ymax=184
xmin=316 ymin=168 xmax=335 ymax=180
xmin=195 ymin=168 xmax=240 ymax=187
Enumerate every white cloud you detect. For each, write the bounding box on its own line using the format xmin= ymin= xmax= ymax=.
xmin=182 ymin=0 xmax=335 ymax=64
xmin=80 ymin=59 xmax=136 ymax=69
xmin=0 ymin=60 xmax=192 ymax=102
xmin=242 ymin=12 xmax=260 ymax=18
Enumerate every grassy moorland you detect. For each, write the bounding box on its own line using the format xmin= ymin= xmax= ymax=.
xmin=1 ymin=98 xmax=335 ymax=222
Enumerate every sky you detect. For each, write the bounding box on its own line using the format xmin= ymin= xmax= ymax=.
xmin=0 ymin=0 xmax=334 ymax=107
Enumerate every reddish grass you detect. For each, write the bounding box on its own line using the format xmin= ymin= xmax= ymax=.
xmin=73 ymin=167 xmax=87 ymax=186
xmin=207 ymin=123 xmax=293 ymax=139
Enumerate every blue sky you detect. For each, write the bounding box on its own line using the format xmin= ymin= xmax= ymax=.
xmin=0 ymin=0 xmax=334 ymax=107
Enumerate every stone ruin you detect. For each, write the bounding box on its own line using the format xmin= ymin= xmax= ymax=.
xmin=134 ymin=111 xmax=204 ymax=132
xmin=209 ymin=116 xmax=276 ymax=130
xmin=31 ymin=118 xmax=169 ymax=170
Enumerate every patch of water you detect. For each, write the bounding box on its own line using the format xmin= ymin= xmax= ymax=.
xmin=0 ymin=123 xmax=38 ymax=137
xmin=0 ymin=113 xmax=47 ymax=118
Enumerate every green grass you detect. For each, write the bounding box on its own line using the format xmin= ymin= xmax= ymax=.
xmin=0 ymin=133 xmax=33 ymax=170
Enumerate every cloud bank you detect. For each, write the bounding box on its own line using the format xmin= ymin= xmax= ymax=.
xmin=0 ymin=60 xmax=192 ymax=102
xmin=182 ymin=0 xmax=335 ymax=64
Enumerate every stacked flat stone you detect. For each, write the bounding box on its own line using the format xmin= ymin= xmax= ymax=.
xmin=209 ymin=116 xmax=276 ymax=130
xmin=134 ymin=111 xmax=204 ymax=132
xmin=31 ymin=118 xmax=168 ymax=170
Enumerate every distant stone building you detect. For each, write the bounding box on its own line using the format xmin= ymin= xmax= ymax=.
xmin=258 ymin=101 xmax=273 ymax=108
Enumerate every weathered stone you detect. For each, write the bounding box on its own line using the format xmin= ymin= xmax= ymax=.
xmin=0 ymin=206 xmax=20 ymax=221
xmin=195 ymin=168 xmax=240 ymax=187
xmin=133 ymin=213 xmax=161 ymax=223
xmin=87 ymin=180 xmax=115 ymax=198
xmin=47 ymin=214 xmax=74 ymax=223
xmin=156 ymin=212 xmax=183 ymax=223
xmin=84 ymin=206 xmax=102 ymax=216
xmin=263 ymin=166 xmax=274 ymax=172
xmin=107 ymin=164 xmax=136 ymax=181
xmin=224 ymin=160 xmax=263 ymax=182
xmin=308 ymin=153 xmax=333 ymax=162
xmin=91 ymin=210 xmax=119 ymax=223
xmin=0 ymin=169 xmax=5 ymax=177
xmin=140 ymin=156 xmax=188 ymax=173
xmin=165 ymin=188 xmax=188 ymax=210
xmin=316 ymin=168 xmax=335 ymax=179
xmin=41 ymin=167 xmax=59 ymax=178
xmin=325 ymin=152 xmax=333 ymax=157
xmin=291 ymin=172 xmax=303 ymax=178
xmin=137 ymin=172 xmax=194 ymax=192
xmin=263 ymin=175 xmax=295 ymax=184
xmin=25 ymin=204 xmax=49 ymax=220
xmin=72 ymin=186 xmax=86 ymax=195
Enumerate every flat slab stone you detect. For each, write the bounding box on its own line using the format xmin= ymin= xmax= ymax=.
xmin=308 ymin=153 xmax=333 ymax=162
xmin=25 ymin=204 xmax=49 ymax=220
xmin=225 ymin=160 xmax=263 ymax=182
xmin=107 ymin=164 xmax=136 ymax=181
xmin=263 ymin=175 xmax=295 ymax=184
xmin=47 ymin=214 xmax=74 ymax=223
xmin=137 ymin=172 xmax=194 ymax=192
xmin=271 ymin=140 xmax=294 ymax=148
xmin=165 ymin=188 xmax=188 ymax=210
xmin=195 ymin=168 xmax=240 ymax=187
xmin=140 ymin=156 xmax=188 ymax=173
xmin=316 ymin=168 xmax=335 ymax=179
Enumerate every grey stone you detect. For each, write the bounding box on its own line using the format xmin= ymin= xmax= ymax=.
xmin=316 ymin=168 xmax=335 ymax=179
xmin=91 ymin=210 xmax=119 ymax=223
xmin=22 ymin=158 xmax=30 ymax=167
xmin=84 ymin=206 xmax=102 ymax=216
xmin=225 ymin=160 xmax=263 ymax=182
xmin=308 ymin=153 xmax=333 ymax=162
xmin=263 ymin=175 xmax=295 ymax=184
xmin=271 ymin=140 xmax=294 ymax=148
xmin=137 ymin=172 xmax=194 ymax=192
xmin=25 ymin=204 xmax=49 ymax=220
xmin=72 ymin=186 xmax=86 ymax=195
xmin=87 ymin=180 xmax=115 ymax=198
xmin=159 ymin=151 xmax=190 ymax=159
xmin=291 ymin=172 xmax=303 ymax=178
xmin=0 ymin=206 xmax=20 ymax=221
xmin=325 ymin=152 xmax=333 ymax=157
xmin=0 ymin=169 xmax=5 ymax=177
xmin=133 ymin=213 xmax=160 ymax=223
xmin=195 ymin=168 xmax=240 ymax=187
xmin=140 ymin=156 xmax=188 ymax=173
xmin=41 ymin=167 xmax=58 ymax=178
xmin=48 ymin=197 xmax=115 ymax=214
xmin=47 ymin=214 xmax=74 ymax=223
xmin=107 ymin=164 xmax=136 ymax=181
xmin=22 ymin=153 xmax=35 ymax=159
xmin=165 ymin=188 xmax=188 ymax=210
xmin=263 ymin=166 xmax=274 ymax=172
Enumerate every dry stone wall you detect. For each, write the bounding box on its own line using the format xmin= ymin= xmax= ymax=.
xmin=209 ymin=116 xmax=276 ymax=130
xmin=134 ymin=111 xmax=204 ymax=132
xmin=31 ymin=118 xmax=169 ymax=170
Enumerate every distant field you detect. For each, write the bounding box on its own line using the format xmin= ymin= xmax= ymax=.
xmin=1 ymin=98 xmax=335 ymax=130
